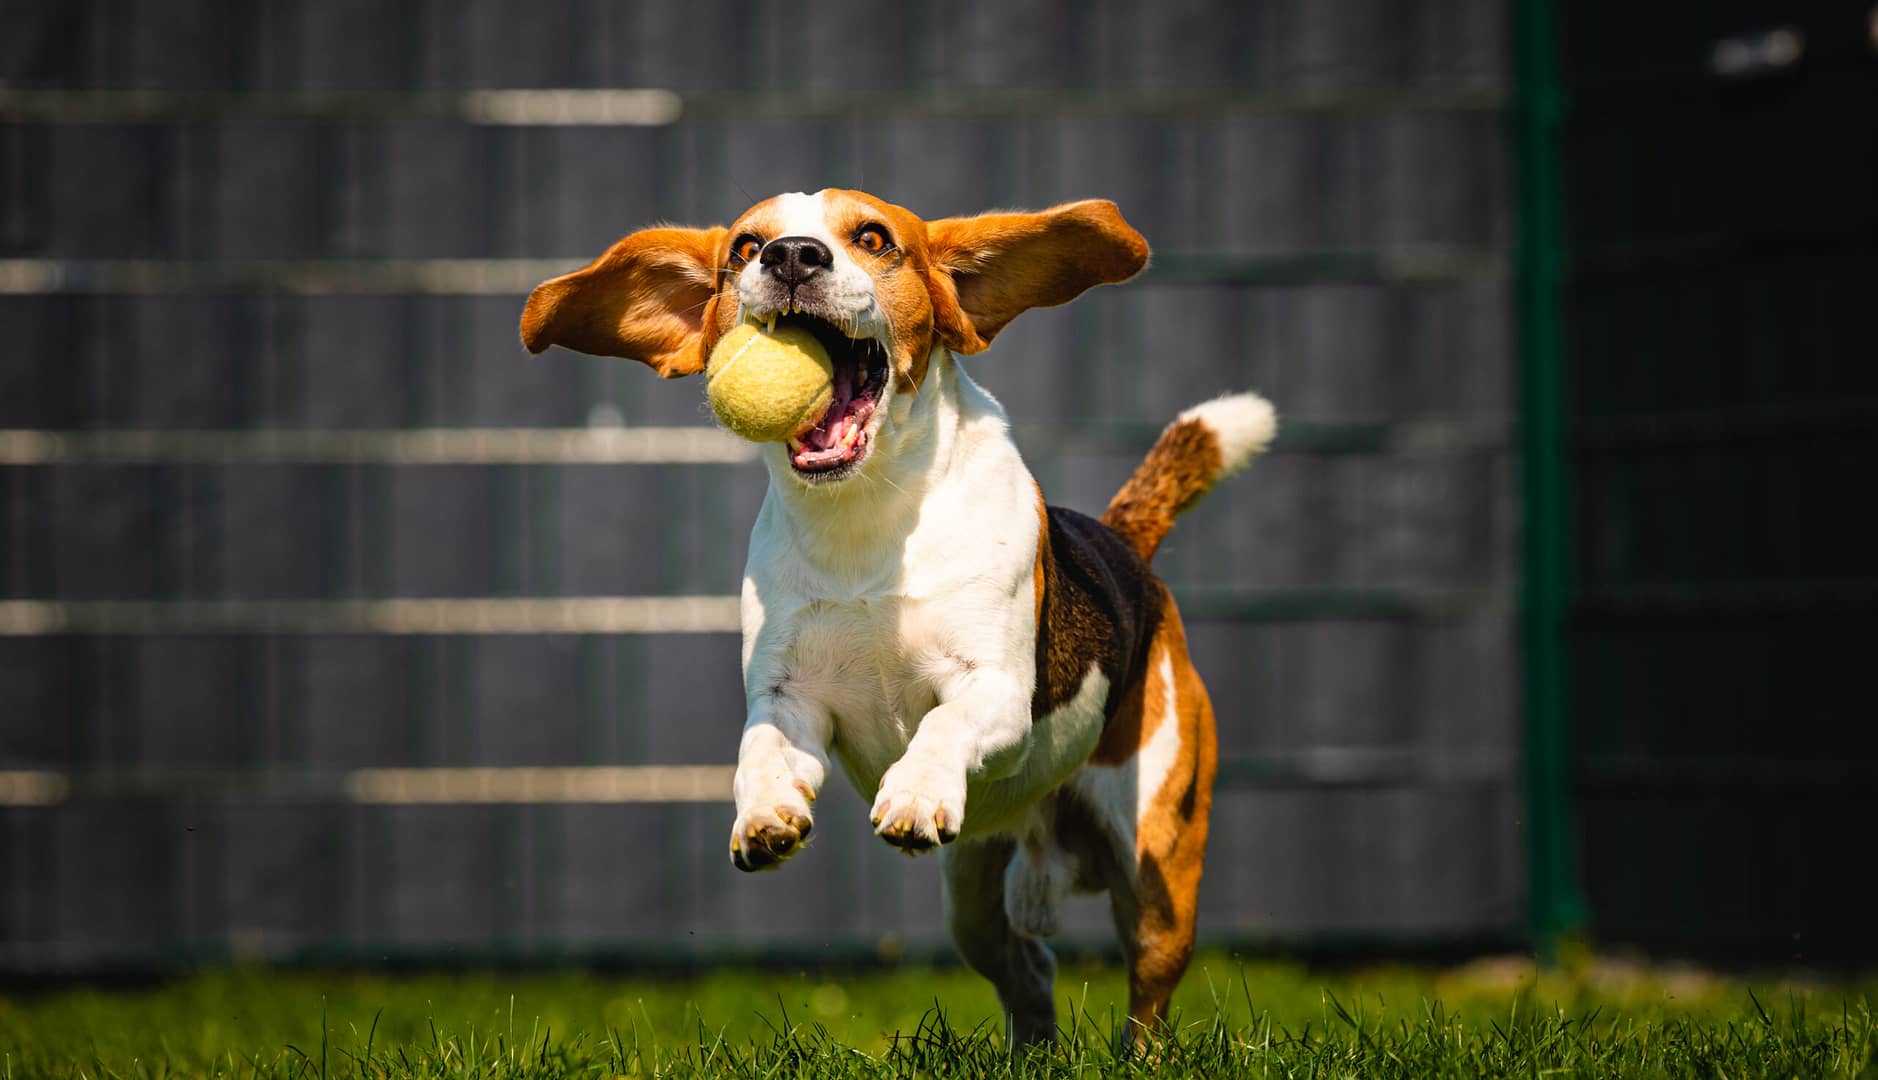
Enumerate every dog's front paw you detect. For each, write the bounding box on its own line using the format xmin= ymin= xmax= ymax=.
xmin=869 ymin=761 xmax=964 ymax=854
xmin=729 ymin=801 xmax=814 ymax=872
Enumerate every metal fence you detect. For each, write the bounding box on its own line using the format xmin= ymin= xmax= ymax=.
xmin=0 ymin=0 xmax=1522 ymax=972
xmin=1553 ymin=0 xmax=1878 ymax=963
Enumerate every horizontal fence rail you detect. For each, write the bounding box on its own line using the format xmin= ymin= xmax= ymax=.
xmin=0 ymin=419 xmax=1513 ymax=464
xmin=0 ymin=588 xmax=1505 ymax=636
xmin=0 ymin=427 xmax=760 ymax=465
xmin=0 ymin=748 xmax=1516 ymax=808
xmin=0 ymin=87 xmax=1507 ymax=125
xmin=0 ymin=252 xmax=1507 ymax=295
xmin=0 ymin=596 xmax=743 ymax=635
xmin=1 ymin=0 xmax=1529 ymax=967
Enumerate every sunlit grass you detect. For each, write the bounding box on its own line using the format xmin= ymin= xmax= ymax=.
xmin=2 ymin=953 xmax=1873 ymax=1077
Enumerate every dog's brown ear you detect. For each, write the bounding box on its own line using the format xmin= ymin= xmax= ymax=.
xmin=520 ymin=226 xmax=728 ymax=377
xmin=924 ymin=200 xmax=1149 ymax=355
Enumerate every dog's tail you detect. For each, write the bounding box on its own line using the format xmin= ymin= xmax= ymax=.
xmin=1100 ymin=392 xmax=1277 ymax=562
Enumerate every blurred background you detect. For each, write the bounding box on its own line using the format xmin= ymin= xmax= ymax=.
xmin=0 ymin=0 xmax=1872 ymax=977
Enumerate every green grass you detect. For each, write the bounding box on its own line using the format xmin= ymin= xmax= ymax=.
xmin=2 ymin=954 xmax=1873 ymax=1078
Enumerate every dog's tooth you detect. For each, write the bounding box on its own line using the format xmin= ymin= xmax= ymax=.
xmin=765 ymin=315 xmax=776 ymax=334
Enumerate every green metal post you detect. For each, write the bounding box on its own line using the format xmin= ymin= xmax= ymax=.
xmin=1514 ymin=0 xmax=1586 ymax=960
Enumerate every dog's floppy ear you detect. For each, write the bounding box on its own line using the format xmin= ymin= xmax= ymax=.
xmin=924 ymin=200 xmax=1149 ymax=355
xmin=520 ymin=226 xmax=728 ymax=377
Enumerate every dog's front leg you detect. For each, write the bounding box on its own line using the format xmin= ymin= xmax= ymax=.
xmin=729 ymin=693 xmax=831 ymax=872
xmin=872 ymin=668 xmax=1030 ymax=852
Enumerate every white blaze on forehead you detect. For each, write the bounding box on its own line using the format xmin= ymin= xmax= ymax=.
xmin=770 ymin=191 xmax=834 ymax=243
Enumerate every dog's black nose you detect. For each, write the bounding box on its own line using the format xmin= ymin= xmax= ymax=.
xmin=759 ymin=236 xmax=833 ymax=286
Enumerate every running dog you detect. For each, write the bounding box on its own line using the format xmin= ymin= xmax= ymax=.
xmin=521 ymin=190 xmax=1274 ymax=1044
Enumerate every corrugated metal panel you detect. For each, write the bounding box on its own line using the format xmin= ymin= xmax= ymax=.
xmin=0 ymin=0 xmax=1519 ymax=971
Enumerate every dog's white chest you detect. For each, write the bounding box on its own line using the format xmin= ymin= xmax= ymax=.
xmin=772 ymin=594 xmax=956 ymax=794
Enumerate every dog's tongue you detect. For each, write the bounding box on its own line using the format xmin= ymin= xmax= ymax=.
xmin=805 ymin=375 xmax=855 ymax=451
xmin=792 ymin=363 xmax=869 ymax=468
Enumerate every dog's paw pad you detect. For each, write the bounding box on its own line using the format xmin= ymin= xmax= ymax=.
xmin=729 ymin=805 xmax=813 ymax=872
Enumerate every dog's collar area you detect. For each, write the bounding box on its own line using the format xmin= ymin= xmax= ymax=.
xmin=778 ymin=313 xmax=888 ymax=480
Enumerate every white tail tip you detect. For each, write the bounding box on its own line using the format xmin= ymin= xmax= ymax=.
xmin=1178 ymin=392 xmax=1277 ymax=477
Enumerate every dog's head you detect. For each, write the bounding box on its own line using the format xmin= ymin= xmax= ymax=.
xmin=521 ymin=189 xmax=1148 ymax=484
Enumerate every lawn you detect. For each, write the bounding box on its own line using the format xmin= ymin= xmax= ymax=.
xmin=2 ymin=952 xmax=1873 ymax=1078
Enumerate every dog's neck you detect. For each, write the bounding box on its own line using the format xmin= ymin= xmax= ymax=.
xmin=758 ymin=347 xmax=1009 ymax=570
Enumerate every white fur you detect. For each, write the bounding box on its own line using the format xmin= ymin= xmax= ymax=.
xmin=986 ymin=665 xmax=1127 ymax=936
xmin=1133 ymin=649 xmax=1185 ymax=822
xmin=1062 ymin=645 xmax=1183 ymax=886
xmin=1004 ymin=805 xmax=1076 ymax=939
xmin=1178 ymin=392 xmax=1276 ymax=478
xmin=736 ymin=349 xmax=1113 ymax=851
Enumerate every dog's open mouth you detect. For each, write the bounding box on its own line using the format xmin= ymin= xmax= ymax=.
xmin=777 ymin=313 xmax=889 ymax=479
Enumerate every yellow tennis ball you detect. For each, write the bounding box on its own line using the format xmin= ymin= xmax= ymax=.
xmin=705 ymin=324 xmax=835 ymax=443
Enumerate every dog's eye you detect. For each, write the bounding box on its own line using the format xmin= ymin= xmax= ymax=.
xmin=852 ymin=224 xmax=891 ymax=255
xmin=732 ymin=234 xmax=763 ymax=263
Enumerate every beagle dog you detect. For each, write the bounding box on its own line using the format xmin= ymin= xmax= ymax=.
xmin=520 ymin=190 xmax=1274 ymax=1045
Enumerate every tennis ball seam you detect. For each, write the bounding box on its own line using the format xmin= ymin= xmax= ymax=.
xmin=707 ymin=329 xmax=765 ymax=382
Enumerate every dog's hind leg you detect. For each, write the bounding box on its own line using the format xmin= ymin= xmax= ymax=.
xmin=1077 ymin=598 xmax=1218 ymax=1046
xmin=941 ymin=837 xmax=1058 ymax=1048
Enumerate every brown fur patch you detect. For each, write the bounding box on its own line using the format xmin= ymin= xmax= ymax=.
xmin=1132 ymin=599 xmax=1213 ymax=856
xmin=1117 ymin=595 xmax=1218 ymax=1033
xmin=1101 ymin=418 xmax=1224 ymax=561
xmin=519 ymin=226 xmax=729 ymax=376
xmin=821 ymin=189 xmax=943 ymax=391
xmin=1086 ymin=666 xmax=1146 ymax=767
xmin=1030 ymin=506 xmax=1163 ymax=726
xmin=1086 ymin=584 xmax=1172 ymax=766
xmin=926 ymin=200 xmax=1150 ymax=353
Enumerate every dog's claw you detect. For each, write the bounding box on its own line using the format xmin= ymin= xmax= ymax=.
xmin=870 ymin=762 xmax=965 ymax=854
xmin=880 ymin=828 xmax=940 ymax=853
xmin=872 ymin=803 xmax=953 ymax=853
